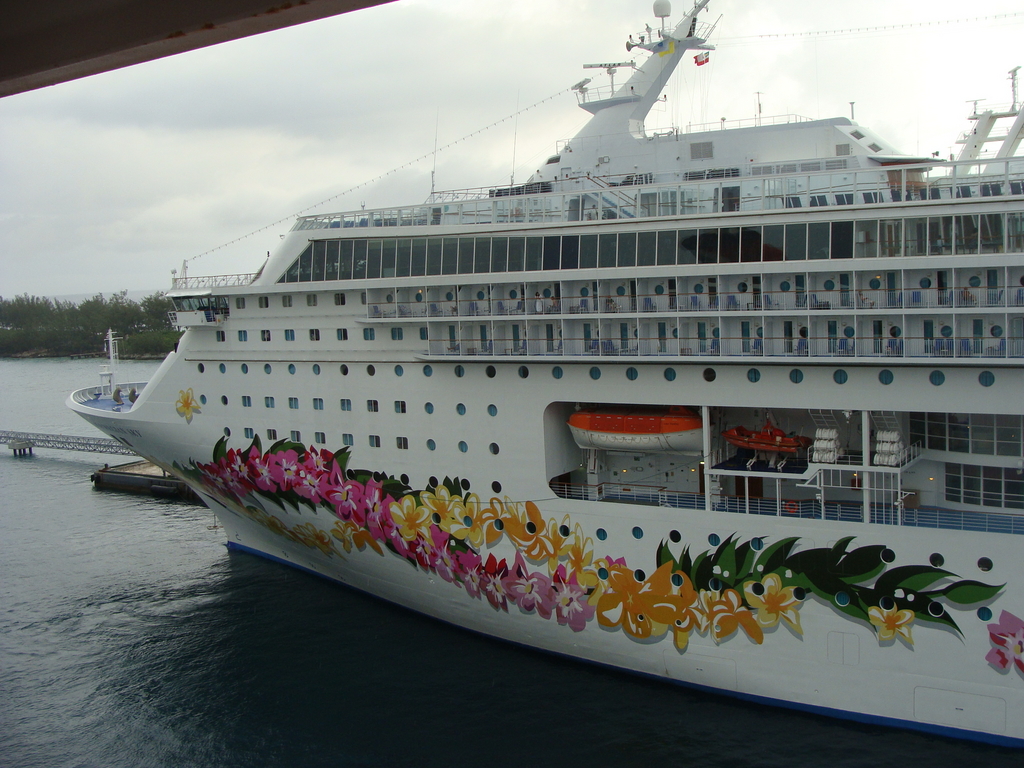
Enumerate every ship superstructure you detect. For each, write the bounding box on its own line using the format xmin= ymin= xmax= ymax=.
xmin=70 ymin=1 xmax=1024 ymax=747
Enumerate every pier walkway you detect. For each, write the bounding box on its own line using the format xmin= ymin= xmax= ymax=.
xmin=2 ymin=430 xmax=137 ymax=456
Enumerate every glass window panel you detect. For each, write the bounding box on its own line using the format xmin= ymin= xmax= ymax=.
xmin=785 ymin=223 xmax=807 ymax=260
xmin=411 ymin=238 xmax=427 ymax=276
xmin=579 ymin=234 xmax=598 ymax=269
xmin=955 ymin=215 xmax=980 ymax=254
xmin=311 ymin=240 xmax=326 ymax=281
xmin=808 ymin=222 xmax=830 ymax=259
xmin=442 ymin=238 xmax=459 ymax=274
xmin=879 ymin=219 xmax=902 ymax=257
xmin=325 ymin=240 xmax=340 ymax=281
xmin=763 ymin=225 xmax=784 ymax=261
xmin=740 ymin=226 xmax=761 ymax=262
xmin=426 ymin=238 xmax=443 ymax=276
xmin=561 ymin=235 xmax=580 ymax=269
xmin=981 ymin=213 xmax=1004 ymax=253
xmin=677 ymin=229 xmax=697 ymax=264
xmin=543 ymin=236 xmax=561 ymax=270
xmin=617 ymin=232 xmax=637 ymax=267
xmin=352 ymin=240 xmax=367 ymax=279
xmin=339 ymin=240 xmax=353 ymax=279
xmin=637 ymin=231 xmax=657 ymax=266
xmin=656 ymin=231 xmax=676 ymax=265
xmin=507 ymin=237 xmax=525 ymax=271
xmin=298 ymin=244 xmax=313 ymax=282
xmin=719 ymin=227 xmax=740 ymax=263
xmin=475 ymin=237 xmax=491 ymax=273
xmin=396 ymin=239 xmax=411 ymax=277
xmin=525 ymin=237 xmax=543 ymax=271
xmin=831 ymin=221 xmax=854 ymax=259
xmin=697 ymin=228 xmax=719 ymax=264
xmin=381 ymin=239 xmax=397 ymax=277
xmin=458 ymin=237 xmax=475 ymax=273
xmin=929 ymin=216 xmax=953 ymax=255
xmin=853 ymin=221 xmax=878 ymax=258
xmin=598 ymin=233 xmax=617 ymax=268
xmin=491 ymin=237 xmax=508 ymax=272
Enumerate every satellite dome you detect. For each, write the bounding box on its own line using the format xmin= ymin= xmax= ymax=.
xmin=653 ymin=0 xmax=671 ymax=19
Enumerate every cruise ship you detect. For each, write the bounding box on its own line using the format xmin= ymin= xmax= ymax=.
xmin=69 ymin=0 xmax=1024 ymax=746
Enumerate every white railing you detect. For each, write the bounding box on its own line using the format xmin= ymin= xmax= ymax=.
xmin=170 ymin=273 xmax=258 ymax=290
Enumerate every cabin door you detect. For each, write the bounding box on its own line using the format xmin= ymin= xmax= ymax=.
xmin=735 ymin=476 xmax=763 ymax=498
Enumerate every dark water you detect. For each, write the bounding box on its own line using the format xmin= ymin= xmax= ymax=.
xmin=0 ymin=359 xmax=1017 ymax=767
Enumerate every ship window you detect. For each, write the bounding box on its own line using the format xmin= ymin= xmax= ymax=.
xmin=334 ymin=292 xmax=346 ymax=306
xmin=419 ymin=327 xmax=428 ymax=341
xmin=395 ymin=400 xmax=407 ymax=413
xmin=259 ymin=296 xmax=269 ymax=308
xmin=199 ymin=394 xmax=207 ymax=405
xmin=637 ymin=232 xmax=657 ymax=267
xmin=264 ymin=364 xmax=272 ymax=374
xmin=306 ymin=294 xmax=318 ymax=307
xmin=369 ymin=435 xmax=380 ymax=448
xmin=676 ymin=229 xmax=697 ymax=264
xmin=456 ymin=403 xmax=467 ymax=415
xmin=315 ymin=432 xmax=326 ymax=445
xmin=342 ymin=433 xmax=353 ymax=446
xmin=337 ymin=328 xmax=348 ymax=340
xmin=518 ymin=366 xmax=530 ymax=379
xmin=313 ymin=398 xmax=324 ymax=410
xmin=397 ymin=437 xmax=409 ymax=450
xmin=395 ymin=365 xmax=404 ymax=376
xmin=784 ymin=223 xmax=807 ymax=260
xmin=458 ymin=441 xmax=468 ymax=453
xmin=454 ymin=365 xmax=465 ymax=378
xmin=267 ymin=429 xmax=278 ymax=440
xmin=284 ymin=329 xmax=295 ymax=341
xmin=288 ymin=397 xmax=299 ymax=409
xmin=617 ymin=233 xmax=637 ymax=267
xmin=625 ymin=367 xmax=639 ymax=381
xmin=868 ymin=142 xmax=883 ymax=152
xmin=690 ymin=141 xmax=713 ymax=160
xmin=442 ymin=237 xmax=458 ymax=275
xmin=308 ymin=329 xmax=320 ymax=341
xmin=833 ymin=369 xmax=848 ymax=385
xmin=426 ymin=439 xmax=436 ymax=451
xmin=491 ymin=237 xmax=508 ymax=272
xmin=282 ymin=295 xmax=292 ymax=308
xmin=290 ymin=430 xmax=301 ymax=442
xmin=423 ymin=365 xmax=433 ymax=377
xmin=242 ymin=396 xmax=252 ymax=407
xmin=391 ymin=328 xmax=403 ymax=341
xmin=365 ymin=240 xmax=382 ymax=279
xmin=238 ymin=330 xmax=248 ymax=342
xmin=831 ymin=221 xmax=853 ymax=259
xmin=552 ymin=366 xmax=563 ymax=379
xmin=235 ymin=297 xmax=246 ymax=309
xmin=265 ymin=397 xmax=275 ymax=408
xmin=930 ymin=370 xmax=945 ymax=386
xmin=506 ymin=237 xmax=524 ymax=271
xmin=340 ymin=399 xmax=351 ymax=411
xmin=808 ymin=222 xmax=830 ymax=259
xmin=475 ymin=237 xmax=492 ymax=273
xmin=789 ymin=369 xmax=803 ymax=384
xmin=244 ymin=427 xmax=255 ymax=439
xmin=597 ymin=233 xmax=616 ymax=267
xmin=261 ymin=330 xmax=271 ymax=341
xmin=979 ymin=371 xmax=995 ymax=387
xmin=458 ymin=237 xmax=474 ymax=273
xmin=489 ymin=443 xmax=499 ymax=455
xmin=363 ymin=328 xmax=375 ymax=341
xmin=589 ymin=367 xmax=601 ymax=380
xmin=542 ymin=236 xmax=561 ymax=270
xmin=747 ymin=368 xmax=760 ymax=383
xmin=525 ymin=237 xmax=543 ymax=271
xmin=367 ymin=400 xmax=378 ymax=412
xmin=579 ymin=234 xmax=598 ymax=269
xmin=340 ymin=364 xmax=349 ymax=375
xmin=216 ymin=331 xmax=226 ymax=342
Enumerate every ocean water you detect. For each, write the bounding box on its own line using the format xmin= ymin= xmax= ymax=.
xmin=0 ymin=358 xmax=1017 ymax=767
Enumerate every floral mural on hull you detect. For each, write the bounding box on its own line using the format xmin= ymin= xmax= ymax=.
xmin=179 ymin=437 xmax=1005 ymax=658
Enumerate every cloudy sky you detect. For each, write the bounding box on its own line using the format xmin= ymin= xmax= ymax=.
xmin=1 ymin=0 xmax=1023 ymax=298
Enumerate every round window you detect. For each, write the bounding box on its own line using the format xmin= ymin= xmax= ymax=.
xmin=780 ymin=281 xmax=791 ymax=292
xmin=930 ymin=370 xmax=946 ymax=386
xmin=920 ymin=277 xmax=932 ymax=288
xmin=694 ymin=284 xmax=704 ymax=294
xmin=940 ymin=325 xmax=953 ymax=338
xmin=890 ymin=326 xmax=902 ymax=338
xmin=616 ymin=286 xmax=626 ymax=296
xmin=590 ymin=367 xmax=601 ymax=380
xmin=552 ymin=366 xmax=563 ymax=379
xmin=824 ymin=279 xmax=835 ymax=291
xmin=879 ymin=369 xmax=894 ymax=385
xmin=738 ymin=282 xmax=748 ymax=292
xmin=979 ymin=371 xmax=995 ymax=387
xmin=833 ymin=369 xmax=848 ymax=385
xmin=992 ymin=325 xmax=1004 ymax=337
xmin=626 ymin=367 xmax=639 ymax=381
xmin=747 ymin=368 xmax=761 ymax=383
xmin=843 ymin=326 xmax=855 ymax=338
xmin=790 ymin=369 xmax=804 ymax=384
xmin=703 ymin=368 xmax=716 ymax=382
xmin=664 ymin=368 xmax=676 ymax=381
xmin=869 ymin=278 xmax=881 ymax=290
xmin=969 ymin=276 xmax=981 ymax=288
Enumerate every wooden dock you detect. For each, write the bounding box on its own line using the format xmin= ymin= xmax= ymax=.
xmin=91 ymin=460 xmax=204 ymax=505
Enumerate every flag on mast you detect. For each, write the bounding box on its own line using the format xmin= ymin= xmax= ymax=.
xmin=694 ymin=51 xmax=709 ymax=66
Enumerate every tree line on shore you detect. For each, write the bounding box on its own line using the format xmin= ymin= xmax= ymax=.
xmin=0 ymin=292 xmax=181 ymax=357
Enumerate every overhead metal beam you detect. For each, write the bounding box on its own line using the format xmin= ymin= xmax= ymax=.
xmin=0 ymin=0 xmax=394 ymax=98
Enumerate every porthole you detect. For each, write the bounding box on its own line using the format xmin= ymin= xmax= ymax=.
xmin=824 ymin=279 xmax=835 ymax=290
xmin=789 ymin=369 xmax=803 ymax=384
xmin=869 ymin=278 xmax=881 ymax=290
xmin=992 ymin=325 xmax=1004 ymax=338
xmin=929 ymin=370 xmax=945 ymax=386
xmin=458 ymin=441 xmax=468 ymax=453
xmin=695 ymin=283 xmax=704 ymax=294
xmin=979 ymin=370 xmax=995 ymax=387
xmin=486 ymin=365 xmax=496 ymax=378
xmin=969 ymin=275 xmax=982 ymax=288
xmin=626 ymin=367 xmax=639 ymax=381
xmin=223 ymin=427 xmax=231 ymax=437
xmin=978 ymin=606 xmax=994 ymax=621
xmin=669 ymin=530 xmax=681 ymax=543
xmin=264 ymin=364 xmax=272 ymax=374
xmin=708 ymin=577 xmax=722 ymax=592
xmin=446 ymin=291 xmax=454 ymax=301
xmin=241 ymin=364 xmax=248 ymax=374
xmin=708 ymin=533 xmax=721 ymax=547
xmin=598 ymin=567 xmax=609 ymax=580
xmin=491 ymin=481 xmax=502 ymax=494
xmin=664 ymin=368 xmax=676 ymax=382
xmin=423 ymin=365 xmax=433 ymax=377
xmin=394 ymin=365 xmax=403 ymax=376
xmin=288 ymin=364 xmax=296 ymax=375
xmin=751 ymin=537 xmax=764 ymax=551
xmin=835 ymin=591 xmax=851 ymax=607
xmin=920 ymin=277 xmax=932 ymax=288
xmin=747 ymin=368 xmax=761 ymax=383
xmin=929 ymin=553 xmax=945 ymax=568
xmin=879 ymin=596 xmax=895 ymax=611
xmin=426 ymin=439 xmax=436 ymax=451
xmin=780 ymin=281 xmax=791 ymax=292
xmin=703 ymin=368 xmax=716 ymax=382
xmin=634 ymin=569 xmax=646 ymax=582
xmin=455 ymin=365 xmax=465 ymax=378
xmin=366 ymin=365 xmax=375 ymax=376
xmin=632 ymin=526 xmax=644 ymax=539
xmin=940 ymin=325 xmax=953 ymax=338
xmin=313 ymin=364 xmax=321 ymax=375
xmin=889 ymin=326 xmax=901 ymax=338
xmin=456 ymin=403 xmax=466 ymax=415
xmin=518 ymin=366 xmax=529 ymax=379
xmin=489 ymin=443 xmax=499 ymax=455
xmin=879 ymin=369 xmax=894 ymax=385
xmin=671 ymin=573 xmax=684 ymax=588
xmin=425 ymin=402 xmax=434 ymax=414
xmin=881 ymin=548 xmax=896 ymax=563
xmin=655 ymin=284 xmax=665 ymax=295
xmin=197 ymin=363 xmax=205 ymax=373
xmin=220 ymin=396 xmax=228 ymax=405
xmin=218 ymin=363 xmax=226 ymax=374
xmin=509 ymin=289 xmax=518 ymax=299
xmin=833 ymin=369 xmax=848 ymax=385
xmin=477 ymin=290 xmax=485 ymax=300
xmin=199 ymin=394 xmax=207 ymax=405
xmin=749 ymin=581 xmax=765 ymax=596
xmin=616 ymin=286 xmax=626 ymax=296
xmin=596 ymin=528 xmax=607 ymax=541
xmin=542 ymin=288 xmax=552 ymax=299
xmin=590 ymin=367 xmax=601 ymax=380
xmin=580 ymin=287 xmax=589 ymax=297
xmin=552 ymin=366 xmax=563 ymax=379
xmin=978 ymin=557 xmax=993 ymax=572
xmin=738 ymin=282 xmax=748 ymax=292
xmin=843 ymin=326 xmax=855 ymax=338
xmin=927 ymin=601 xmax=945 ymax=618
xmin=487 ymin=404 xmax=497 ymax=416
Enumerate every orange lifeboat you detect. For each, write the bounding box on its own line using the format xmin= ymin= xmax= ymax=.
xmin=721 ymin=421 xmax=811 ymax=454
xmin=567 ymin=406 xmax=703 ymax=453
